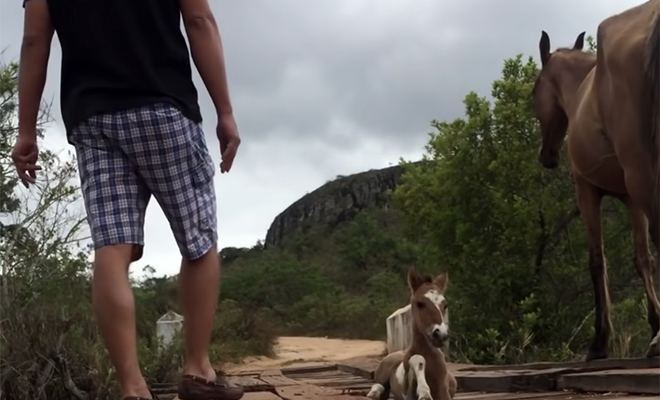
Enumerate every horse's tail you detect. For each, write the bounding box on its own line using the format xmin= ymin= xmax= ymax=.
xmin=644 ymin=0 xmax=660 ymax=197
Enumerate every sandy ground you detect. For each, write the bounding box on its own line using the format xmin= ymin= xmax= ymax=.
xmin=224 ymin=336 xmax=387 ymax=372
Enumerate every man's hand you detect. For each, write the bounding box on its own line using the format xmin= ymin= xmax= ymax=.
xmin=217 ymin=113 xmax=240 ymax=173
xmin=12 ymin=133 xmax=41 ymax=188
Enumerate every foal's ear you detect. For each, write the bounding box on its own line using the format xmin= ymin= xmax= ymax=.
xmin=433 ymin=272 xmax=448 ymax=294
xmin=407 ymin=267 xmax=431 ymax=292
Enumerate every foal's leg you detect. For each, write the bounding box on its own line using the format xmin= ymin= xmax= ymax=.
xmin=575 ymin=177 xmax=611 ymax=361
xmin=367 ymin=364 xmax=394 ymax=400
xmin=626 ymin=199 xmax=660 ymax=357
xmin=367 ymin=358 xmax=395 ymax=400
xmin=407 ymin=355 xmax=432 ymax=400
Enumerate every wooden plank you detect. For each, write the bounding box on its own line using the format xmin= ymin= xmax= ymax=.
xmin=337 ymin=363 xmax=374 ymax=380
xmin=301 ymin=374 xmax=366 ymax=381
xmin=458 ymin=357 xmax=659 ymax=372
xmin=552 ymin=394 xmax=657 ymax=399
xmin=275 ymin=383 xmax=339 ymax=400
xmin=226 ymin=375 xmax=274 ymax=392
xmin=259 ymin=373 xmax=303 ymax=387
xmin=456 ymin=368 xmax=568 ymax=393
xmin=623 ymin=397 xmax=660 ymax=400
xmin=340 ymin=388 xmax=372 ymax=397
xmin=231 ymin=370 xmax=267 ymax=377
xmin=557 ymin=368 xmax=660 ymax=395
xmin=242 ymin=392 xmax=283 ymax=400
xmin=285 ymin=371 xmax=350 ymax=379
xmin=300 ymin=377 xmax=368 ymax=385
xmin=456 ymin=392 xmax=568 ymax=399
xmin=305 ymin=380 xmax=371 ymax=389
xmin=456 ymin=393 xmax=655 ymax=400
xmin=314 ymin=397 xmax=371 ymax=400
xmin=281 ymin=364 xmax=338 ymax=375
xmin=260 ymin=369 xmax=284 ymax=377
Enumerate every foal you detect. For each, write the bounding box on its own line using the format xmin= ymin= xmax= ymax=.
xmin=367 ymin=267 xmax=456 ymax=400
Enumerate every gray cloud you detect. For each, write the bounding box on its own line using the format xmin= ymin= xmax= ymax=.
xmin=0 ymin=0 xmax=642 ymax=275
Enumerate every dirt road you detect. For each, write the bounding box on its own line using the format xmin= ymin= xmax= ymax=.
xmin=224 ymin=336 xmax=386 ymax=372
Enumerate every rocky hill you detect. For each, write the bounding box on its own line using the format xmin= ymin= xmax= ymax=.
xmin=264 ymin=163 xmax=416 ymax=248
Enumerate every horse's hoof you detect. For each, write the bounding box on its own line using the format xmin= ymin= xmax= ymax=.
xmin=645 ymin=342 xmax=659 ymax=358
xmin=585 ymin=349 xmax=608 ymax=362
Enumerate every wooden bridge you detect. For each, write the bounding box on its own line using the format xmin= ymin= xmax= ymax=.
xmin=153 ymin=356 xmax=659 ymax=400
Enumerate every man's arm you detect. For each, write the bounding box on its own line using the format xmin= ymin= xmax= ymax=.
xmin=178 ymin=0 xmax=233 ymax=116
xmin=19 ymin=0 xmax=54 ymax=139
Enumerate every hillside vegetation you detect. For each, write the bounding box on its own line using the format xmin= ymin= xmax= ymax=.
xmin=0 ymin=37 xmax=653 ymax=399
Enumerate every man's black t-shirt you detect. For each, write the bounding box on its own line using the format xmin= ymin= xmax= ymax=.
xmin=26 ymin=0 xmax=202 ymax=134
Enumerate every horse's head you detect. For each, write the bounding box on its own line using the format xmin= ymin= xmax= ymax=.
xmin=407 ymin=267 xmax=449 ymax=348
xmin=533 ymin=30 xmax=593 ymax=169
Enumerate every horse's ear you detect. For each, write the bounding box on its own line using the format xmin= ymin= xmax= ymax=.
xmin=408 ymin=267 xmax=431 ymax=292
xmin=539 ymin=30 xmax=551 ymax=66
xmin=573 ymin=31 xmax=586 ymax=51
xmin=434 ymin=272 xmax=448 ymax=294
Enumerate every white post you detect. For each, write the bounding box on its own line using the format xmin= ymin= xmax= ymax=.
xmin=156 ymin=311 xmax=184 ymax=349
xmin=386 ymin=304 xmax=412 ymax=354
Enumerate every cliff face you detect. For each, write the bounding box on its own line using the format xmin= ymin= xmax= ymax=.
xmin=264 ymin=164 xmax=411 ymax=248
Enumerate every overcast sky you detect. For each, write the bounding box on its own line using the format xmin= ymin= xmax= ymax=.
xmin=0 ymin=0 xmax=643 ymax=277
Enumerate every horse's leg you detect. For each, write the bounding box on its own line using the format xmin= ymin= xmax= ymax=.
xmin=626 ymin=198 xmax=660 ymax=357
xmin=407 ymin=355 xmax=432 ymax=400
xmin=575 ymin=176 xmax=610 ymax=361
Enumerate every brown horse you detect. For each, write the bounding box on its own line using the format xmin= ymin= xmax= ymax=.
xmin=366 ymin=267 xmax=456 ymax=400
xmin=533 ymin=0 xmax=660 ymax=361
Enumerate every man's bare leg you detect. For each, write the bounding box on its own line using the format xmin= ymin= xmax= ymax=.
xmin=93 ymin=244 xmax=151 ymax=398
xmin=179 ymin=245 xmax=220 ymax=379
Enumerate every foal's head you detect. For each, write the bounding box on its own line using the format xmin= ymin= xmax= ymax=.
xmin=407 ymin=267 xmax=449 ymax=348
xmin=532 ymin=30 xmax=595 ymax=169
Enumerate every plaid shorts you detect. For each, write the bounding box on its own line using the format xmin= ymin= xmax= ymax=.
xmin=70 ymin=102 xmax=217 ymax=261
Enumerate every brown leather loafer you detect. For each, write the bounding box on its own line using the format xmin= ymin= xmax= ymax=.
xmin=178 ymin=374 xmax=245 ymax=400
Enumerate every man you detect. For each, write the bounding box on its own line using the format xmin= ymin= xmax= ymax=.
xmin=13 ymin=0 xmax=243 ymax=399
